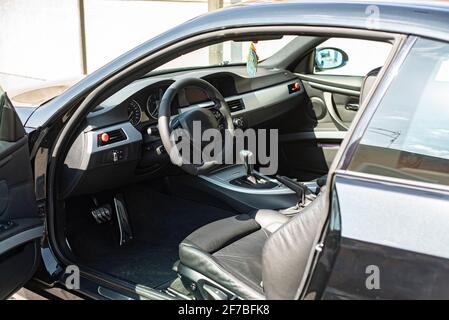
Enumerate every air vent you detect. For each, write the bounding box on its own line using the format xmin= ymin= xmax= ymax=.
xmin=108 ymin=129 xmax=127 ymax=143
xmin=227 ymin=99 xmax=245 ymax=113
xmin=97 ymin=129 xmax=126 ymax=146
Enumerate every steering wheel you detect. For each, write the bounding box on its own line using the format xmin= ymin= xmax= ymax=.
xmin=158 ymin=77 xmax=234 ymax=175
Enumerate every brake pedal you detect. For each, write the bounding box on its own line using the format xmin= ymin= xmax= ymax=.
xmin=113 ymin=193 xmax=133 ymax=246
xmin=91 ymin=204 xmax=113 ymax=224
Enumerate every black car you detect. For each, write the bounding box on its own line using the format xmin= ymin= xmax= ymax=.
xmin=2 ymin=1 xmax=449 ymax=300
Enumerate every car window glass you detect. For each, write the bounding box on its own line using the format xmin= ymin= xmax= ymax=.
xmin=314 ymin=38 xmax=392 ymax=76
xmin=156 ymin=36 xmax=297 ymax=71
xmin=348 ymin=38 xmax=449 ymax=186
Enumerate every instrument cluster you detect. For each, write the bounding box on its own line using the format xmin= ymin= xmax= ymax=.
xmin=126 ymin=85 xmax=168 ymax=127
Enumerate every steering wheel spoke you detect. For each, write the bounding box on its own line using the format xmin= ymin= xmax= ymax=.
xmin=170 ymin=116 xmax=183 ymax=131
xmin=208 ymin=107 xmax=225 ymax=129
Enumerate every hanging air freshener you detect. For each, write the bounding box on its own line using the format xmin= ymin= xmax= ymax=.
xmin=246 ymin=41 xmax=259 ymax=77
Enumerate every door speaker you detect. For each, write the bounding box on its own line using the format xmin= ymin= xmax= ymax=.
xmin=307 ymin=97 xmax=327 ymax=120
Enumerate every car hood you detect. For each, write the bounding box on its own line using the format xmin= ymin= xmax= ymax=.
xmin=9 ymin=77 xmax=82 ymax=126
xmin=9 ymin=77 xmax=82 ymax=108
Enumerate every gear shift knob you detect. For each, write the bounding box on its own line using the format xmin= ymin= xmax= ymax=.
xmin=239 ymin=150 xmax=254 ymax=177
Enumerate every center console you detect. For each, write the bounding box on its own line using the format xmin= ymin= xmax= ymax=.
xmin=198 ymin=164 xmax=319 ymax=212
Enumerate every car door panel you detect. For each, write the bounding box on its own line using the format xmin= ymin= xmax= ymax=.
xmin=320 ymin=174 xmax=449 ymax=299
xmin=299 ymin=74 xmax=362 ymax=130
xmin=0 ymin=90 xmax=42 ymax=299
xmin=278 ymin=74 xmax=361 ymax=181
xmin=279 ymin=131 xmax=344 ymax=181
xmin=0 ymin=138 xmax=38 ymax=216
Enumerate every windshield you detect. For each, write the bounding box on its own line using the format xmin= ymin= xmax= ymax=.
xmin=156 ymin=36 xmax=297 ymax=71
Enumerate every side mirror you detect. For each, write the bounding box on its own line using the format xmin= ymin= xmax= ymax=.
xmin=315 ymin=47 xmax=348 ymax=71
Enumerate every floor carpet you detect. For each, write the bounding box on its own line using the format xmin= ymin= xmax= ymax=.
xmin=66 ymin=184 xmax=235 ymax=288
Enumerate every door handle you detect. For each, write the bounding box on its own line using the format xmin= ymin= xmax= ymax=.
xmin=323 ymin=92 xmax=348 ymax=131
xmin=345 ymin=103 xmax=359 ymax=111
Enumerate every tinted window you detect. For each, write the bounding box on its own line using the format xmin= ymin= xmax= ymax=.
xmin=349 ymin=38 xmax=449 ymax=186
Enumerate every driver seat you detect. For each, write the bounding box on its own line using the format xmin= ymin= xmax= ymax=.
xmin=176 ymin=67 xmax=383 ymax=299
xmin=177 ymin=190 xmax=327 ymax=300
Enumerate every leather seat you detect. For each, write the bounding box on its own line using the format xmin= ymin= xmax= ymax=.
xmin=360 ymin=67 xmax=381 ymax=105
xmin=178 ymin=191 xmax=328 ymax=300
xmin=177 ymin=68 xmax=382 ymax=300
xmin=179 ymin=209 xmax=289 ymax=299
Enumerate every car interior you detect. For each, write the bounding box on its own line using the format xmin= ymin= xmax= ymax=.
xmin=52 ymin=32 xmax=394 ymax=299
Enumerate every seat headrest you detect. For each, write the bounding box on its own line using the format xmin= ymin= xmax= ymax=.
xmin=360 ymin=67 xmax=382 ymax=106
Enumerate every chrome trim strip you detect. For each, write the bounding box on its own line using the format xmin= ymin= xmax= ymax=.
xmin=98 ymin=286 xmax=134 ymax=300
xmin=308 ymin=81 xmax=360 ymax=97
xmin=86 ymin=122 xmax=142 ymax=154
xmin=199 ymin=165 xmax=296 ymax=195
xmin=180 ymin=80 xmax=302 ymax=115
xmin=200 ymin=165 xmax=320 ymax=195
xmin=0 ymin=226 xmax=44 ymax=255
xmin=199 ymin=174 xmax=295 ymax=195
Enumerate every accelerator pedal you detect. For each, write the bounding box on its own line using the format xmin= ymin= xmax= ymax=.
xmin=113 ymin=193 xmax=133 ymax=246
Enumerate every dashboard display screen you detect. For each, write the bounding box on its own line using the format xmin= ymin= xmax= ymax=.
xmin=183 ymin=86 xmax=209 ymax=106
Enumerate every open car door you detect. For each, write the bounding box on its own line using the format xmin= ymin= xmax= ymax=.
xmin=0 ymin=86 xmax=43 ymax=299
xmin=279 ymin=38 xmax=392 ymax=181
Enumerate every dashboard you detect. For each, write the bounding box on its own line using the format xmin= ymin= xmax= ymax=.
xmin=61 ymin=66 xmax=305 ymax=199
xmin=123 ymin=82 xmax=212 ymax=128
xmin=125 ymin=83 xmax=171 ymax=127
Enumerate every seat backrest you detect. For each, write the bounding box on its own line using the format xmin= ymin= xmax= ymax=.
xmin=261 ymin=190 xmax=328 ymax=299
xmin=359 ymin=67 xmax=381 ymax=106
xmin=260 ymin=67 xmax=381 ymax=299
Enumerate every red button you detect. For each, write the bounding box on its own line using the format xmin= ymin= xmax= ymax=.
xmin=99 ymin=132 xmax=109 ymax=143
xmin=293 ymin=82 xmax=300 ymax=90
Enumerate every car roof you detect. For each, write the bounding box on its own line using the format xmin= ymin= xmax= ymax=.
xmin=27 ymin=0 xmax=449 ymax=128
xmin=181 ymin=1 xmax=449 ymax=40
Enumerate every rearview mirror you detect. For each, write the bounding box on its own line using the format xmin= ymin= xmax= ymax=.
xmin=315 ymin=47 xmax=348 ymax=70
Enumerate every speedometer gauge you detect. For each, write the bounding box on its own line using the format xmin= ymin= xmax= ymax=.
xmin=146 ymin=90 xmax=162 ymax=120
xmin=127 ymin=100 xmax=142 ymax=126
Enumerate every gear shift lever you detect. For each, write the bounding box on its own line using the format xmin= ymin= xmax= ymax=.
xmin=230 ymin=150 xmax=277 ymax=189
xmin=239 ymin=150 xmax=254 ymax=177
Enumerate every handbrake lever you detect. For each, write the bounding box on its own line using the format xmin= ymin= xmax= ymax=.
xmin=276 ymin=175 xmax=308 ymax=205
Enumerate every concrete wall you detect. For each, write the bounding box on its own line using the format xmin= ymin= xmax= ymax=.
xmin=84 ymin=0 xmax=207 ymax=72
xmin=0 ymin=0 xmax=209 ymax=91
xmin=0 ymin=0 xmax=398 ymax=92
xmin=0 ymin=0 xmax=82 ymax=90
